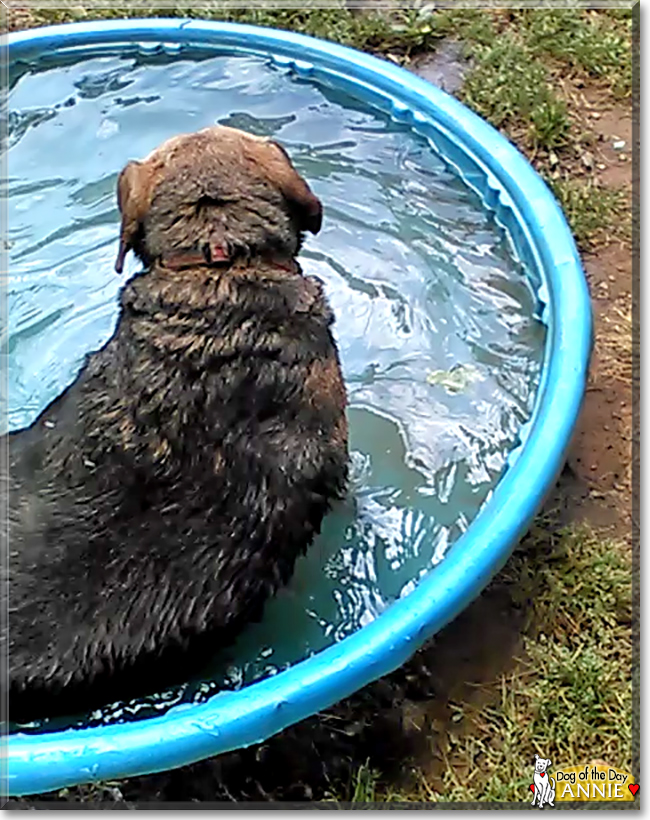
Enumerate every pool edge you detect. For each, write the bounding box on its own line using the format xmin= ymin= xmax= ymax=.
xmin=5 ymin=19 xmax=592 ymax=797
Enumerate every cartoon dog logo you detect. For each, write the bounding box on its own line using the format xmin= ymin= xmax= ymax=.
xmin=531 ymin=754 xmax=556 ymax=808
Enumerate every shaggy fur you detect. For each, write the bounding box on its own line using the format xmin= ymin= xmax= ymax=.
xmin=5 ymin=126 xmax=348 ymax=724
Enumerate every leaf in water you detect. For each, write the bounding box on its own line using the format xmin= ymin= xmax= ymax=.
xmin=426 ymin=363 xmax=483 ymax=394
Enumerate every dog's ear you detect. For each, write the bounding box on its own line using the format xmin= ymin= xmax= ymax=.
xmin=115 ymin=160 xmax=154 ymax=273
xmin=268 ymin=141 xmax=323 ymax=235
xmin=534 ymin=754 xmax=539 ymax=761
xmin=546 ymin=760 xmax=551 ymax=768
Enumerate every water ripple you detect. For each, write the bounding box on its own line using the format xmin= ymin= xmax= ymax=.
xmin=8 ymin=50 xmax=545 ymax=732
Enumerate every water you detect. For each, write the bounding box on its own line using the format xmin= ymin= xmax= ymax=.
xmin=5 ymin=49 xmax=546 ymax=731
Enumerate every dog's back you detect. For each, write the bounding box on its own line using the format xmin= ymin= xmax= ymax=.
xmin=7 ymin=126 xmax=348 ymax=723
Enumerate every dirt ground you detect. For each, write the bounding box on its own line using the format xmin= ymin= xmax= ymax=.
xmin=4 ymin=17 xmax=636 ymax=807
xmin=561 ymin=96 xmax=634 ymax=538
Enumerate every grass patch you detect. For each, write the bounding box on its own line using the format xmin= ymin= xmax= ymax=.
xmin=430 ymin=8 xmax=632 ymax=150
xmin=429 ymin=7 xmax=497 ymax=47
xmin=348 ymin=760 xmax=381 ymax=803
xmin=435 ymin=8 xmax=633 ymax=251
xmin=424 ymin=524 xmax=633 ymax=802
xmin=461 ymin=32 xmax=570 ymax=150
xmin=325 ymin=759 xmax=411 ymax=804
xmin=547 ymin=178 xmax=631 ymax=249
xmin=431 ymin=11 xmax=573 ymax=152
xmin=519 ymin=9 xmax=633 ymax=98
xmin=8 ymin=3 xmax=438 ymax=61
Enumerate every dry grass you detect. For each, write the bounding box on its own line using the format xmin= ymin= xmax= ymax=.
xmin=599 ymin=291 xmax=633 ymax=384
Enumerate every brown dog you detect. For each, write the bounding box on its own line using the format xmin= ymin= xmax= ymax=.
xmin=6 ymin=126 xmax=349 ymax=723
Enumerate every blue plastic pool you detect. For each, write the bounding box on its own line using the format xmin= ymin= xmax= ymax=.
xmin=5 ymin=19 xmax=592 ymax=797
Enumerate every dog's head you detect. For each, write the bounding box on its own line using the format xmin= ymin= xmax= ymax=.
xmin=114 ymin=125 xmax=322 ymax=273
xmin=534 ymin=755 xmax=551 ymax=774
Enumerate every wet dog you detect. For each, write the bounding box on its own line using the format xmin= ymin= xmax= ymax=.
xmin=5 ymin=126 xmax=348 ymax=723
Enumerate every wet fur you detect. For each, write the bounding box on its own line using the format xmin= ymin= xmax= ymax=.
xmin=5 ymin=126 xmax=348 ymax=723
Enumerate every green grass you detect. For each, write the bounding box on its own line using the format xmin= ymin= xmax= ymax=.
xmin=461 ymin=32 xmax=570 ymax=149
xmin=419 ymin=524 xmax=633 ymax=802
xmin=429 ymin=8 xmax=633 ymax=247
xmin=329 ymin=520 xmax=634 ymax=804
xmin=431 ymin=8 xmax=633 ymax=147
xmin=324 ymin=759 xmax=408 ymax=804
xmin=12 ymin=4 xmax=439 ymax=61
xmin=519 ymin=9 xmax=633 ymax=98
xmin=433 ymin=16 xmax=571 ymax=152
xmin=429 ymin=7 xmax=497 ymax=47
xmin=548 ymin=178 xmax=631 ymax=249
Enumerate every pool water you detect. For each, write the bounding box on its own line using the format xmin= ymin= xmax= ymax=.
xmin=5 ymin=48 xmax=546 ymax=730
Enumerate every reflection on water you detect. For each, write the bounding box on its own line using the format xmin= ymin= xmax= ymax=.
xmin=6 ymin=50 xmax=545 ymax=731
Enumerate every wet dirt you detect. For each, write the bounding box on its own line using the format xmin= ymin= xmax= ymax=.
xmin=410 ymin=40 xmax=470 ymax=96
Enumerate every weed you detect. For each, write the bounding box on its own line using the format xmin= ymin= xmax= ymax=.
xmin=464 ymin=34 xmax=569 ymax=149
xmin=429 ymin=7 xmax=496 ymax=48
xmin=324 ymin=759 xmax=403 ymax=804
xmin=518 ymin=9 xmax=633 ymax=98
xmin=547 ymin=178 xmax=630 ymax=249
xmin=350 ymin=760 xmax=379 ymax=803
xmin=529 ymin=98 xmax=571 ymax=151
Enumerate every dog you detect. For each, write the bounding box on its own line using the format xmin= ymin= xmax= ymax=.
xmin=5 ymin=125 xmax=349 ymax=724
xmin=532 ymin=754 xmax=556 ymax=808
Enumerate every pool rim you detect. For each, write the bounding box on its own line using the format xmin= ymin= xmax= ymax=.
xmin=5 ymin=18 xmax=593 ymax=797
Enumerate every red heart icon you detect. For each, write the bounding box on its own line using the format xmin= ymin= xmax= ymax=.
xmin=530 ymin=785 xmax=535 ymax=793
xmin=629 ymin=784 xmax=639 ymax=796
xmin=540 ymin=772 xmax=546 ymax=777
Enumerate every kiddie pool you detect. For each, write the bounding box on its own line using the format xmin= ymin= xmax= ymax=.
xmin=5 ymin=19 xmax=592 ymax=796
